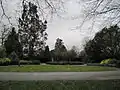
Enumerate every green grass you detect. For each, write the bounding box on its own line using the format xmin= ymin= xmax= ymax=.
xmin=0 ymin=65 xmax=116 ymax=72
xmin=0 ymin=80 xmax=120 ymax=90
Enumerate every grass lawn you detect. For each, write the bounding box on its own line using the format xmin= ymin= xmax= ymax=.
xmin=0 ymin=80 xmax=120 ymax=90
xmin=0 ymin=65 xmax=116 ymax=72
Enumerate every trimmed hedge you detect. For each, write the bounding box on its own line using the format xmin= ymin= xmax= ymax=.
xmin=46 ymin=61 xmax=84 ymax=65
xmin=32 ymin=60 xmax=40 ymax=65
xmin=19 ymin=60 xmax=40 ymax=65
xmin=87 ymin=63 xmax=116 ymax=67
xmin=20 ymin=60 xmax=32 ymax=65
xmin=116 ymin=61 xmax=120 ymax=68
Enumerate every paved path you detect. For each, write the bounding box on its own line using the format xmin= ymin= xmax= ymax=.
xmin=0 ymin=71 xmax=120 ymax=80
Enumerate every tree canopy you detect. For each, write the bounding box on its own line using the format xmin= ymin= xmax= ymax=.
xmin=84 ymin=25 xmax=120 ymax=62
xmin=18 ymin=1 xmax=48 ymax=58
xmin=4 ymin=27 xmax=22 ymax=57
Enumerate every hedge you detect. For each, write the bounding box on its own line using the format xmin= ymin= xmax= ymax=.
xmin=46 ymin=61 xmax=84 ymax=65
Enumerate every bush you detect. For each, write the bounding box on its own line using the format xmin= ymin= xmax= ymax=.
xmin=46 ymin=61 xmax=84 ymax=65
xmin=116 ymin=61 xmax=120 ymax=68
xmin=20 ymin=60 xmax=32 ymax=65
xmin=0 ymin=46 xmax=6 ymax=58
xmin=32 ymin=60 xmax=40 ymax=65
xmin=100 ymin=58 xmax=112 ymax=64
xmin=0 ymin=58 xmax=11 ymax=66
xmin=87 ymin=63 xmax=104 ymax=66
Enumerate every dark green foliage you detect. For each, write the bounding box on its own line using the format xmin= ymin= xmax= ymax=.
xmin=67 ymin=46 xmax=78 ymax=62
xmin=51 ymin=38 xmax=68 ymax=61
xmin=19 ymin=60 xmax=32 ymax=65
xmin=55 ymin=38 xmax=67 ymax=52
xmin=84 ymin=25 xmax=120 ymax=63
xmin=4 ymin=27 xmax=22 ymax=58
xmin=46 ymin=61 xmax=83 ymax=65
xmin=8 ymin=51 xmax=19 ymax=65
xmin=51 ymin=39 xmax=79 ymax=62
xmin=31 ymin=60 xmax=40 ymax=65
xmin=116 ymin=61 xmax=120 ymax=68
xmin=19 ymin=60 xmax=40 ymax=65
xmin=44 ymin=45 xmax=51 ymax=62
xmin=0 ymin=46 xmax=6 ymax=58
xmin=18 ymin=1 xmax=48 ymax=58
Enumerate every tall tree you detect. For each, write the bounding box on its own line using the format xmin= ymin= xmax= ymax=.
xmin=4 ymin=27 xmax=22 ymax=57
xmin=44 ymin=45 xmax=51 ymax=62
xmin=52 ymin=38 xmax=67 ymax=61
xmin=67 ymin=46 xmax=78 ymax=62
xmin=18 ymin=1 xmax=48 ymax=58
xmin=84 ymin=25 xmax=120 ymax=62
xmin=55 ymin=38 xmax=67 ymax=52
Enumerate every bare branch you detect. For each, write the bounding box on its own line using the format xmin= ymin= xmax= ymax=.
xmin=0 ymin=0 xmax=12 ymax=25
xmin=79 ymin=0 xmax=120 ymax=29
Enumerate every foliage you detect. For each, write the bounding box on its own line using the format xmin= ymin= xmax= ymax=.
xmin=32 ymin=60 xmax=40 ymax=65
xmin=52 ymin=38 xmax=67 ymax=61
xmin=4 ymin=27 xmax=22 ymax=57
xmin=0 ymin=24 xmax=9 ymax=45
xmin=51 ymin=39 xmax=79 ymax=62
xmin=19 ymin=60 xmax=40 ymax=65
xmin=0 ymin=58 xmax=11 ymax=65
xmin=116 ymin=61 xmax=120 ymax=68
xmin=55 ymin=38 xmax=67 ymax=52
xmin=100 ymin=59 xmax=112 ymax=64
xmin=84 ymin=25 xmax=120 ymax=63
xmin=9 ymin=51 xmax=19 ymax=61
xmin=46 ymin=61 xmax=83 ymax=65
xmin=18 ymin=1 xmax=48 ymax=58
xmin=67 ymin=46 xmax=78 ymax=61
xmin=0 ymin=46 xmax=6 ymax=58
xmin=79 ymin=50 xmax=87 ymax=63
xmin=19 ymin=60 xmax=32 ymax=65
xmin=44 ymin=45 xmax=51 ymax=62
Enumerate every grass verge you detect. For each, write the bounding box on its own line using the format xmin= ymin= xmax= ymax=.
xmin=0 ymin=65 xmax=116 ymax=72
xmin=0 ymin=80 xmax=120 ymax=90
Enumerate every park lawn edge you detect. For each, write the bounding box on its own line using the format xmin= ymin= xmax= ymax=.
xmin=0 ymin=65 xmax=117 ymax=72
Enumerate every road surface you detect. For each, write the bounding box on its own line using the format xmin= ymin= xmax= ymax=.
xmin=0 ymin=71 xmax=120 ymax=80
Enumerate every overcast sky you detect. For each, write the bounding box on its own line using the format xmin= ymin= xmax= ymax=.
xmin=0 ymin=0 xmax=101 ymax=50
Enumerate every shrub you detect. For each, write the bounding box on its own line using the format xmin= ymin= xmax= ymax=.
xmin=100 ymin=58 xmax=112 ymax=64
xmin=0 ymin=58 xmax=11 ymax=65
xmin=116 ymin=61 xmax=120 ymax=68
xmin=0 ymin=46 xmax=6 ymax=58
xmin=46 ymin=61 xmax=84 ymax=65
xmin=20 ymin=60 xmax=32 ymax=65
xmin=32 ymin=60 xmax=40 ymax=65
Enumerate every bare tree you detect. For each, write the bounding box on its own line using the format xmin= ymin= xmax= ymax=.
xmin=0 ymin=0 xmax=65 ymax=46
xmin=0 ymin=0 xmax=65 ymax=25
xmin=78 ymin=0 xmax=120 ymax=28
xmin=0 ymin=24 xmax=9 ymax=45
xmin=0 ymin=0 xmax=12 ymax=25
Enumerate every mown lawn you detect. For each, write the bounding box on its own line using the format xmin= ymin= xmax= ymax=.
xmin=0 ymin=65 xmax=116 ymax=72
xmin=0 ymin=80 xmax=120 ymax=90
